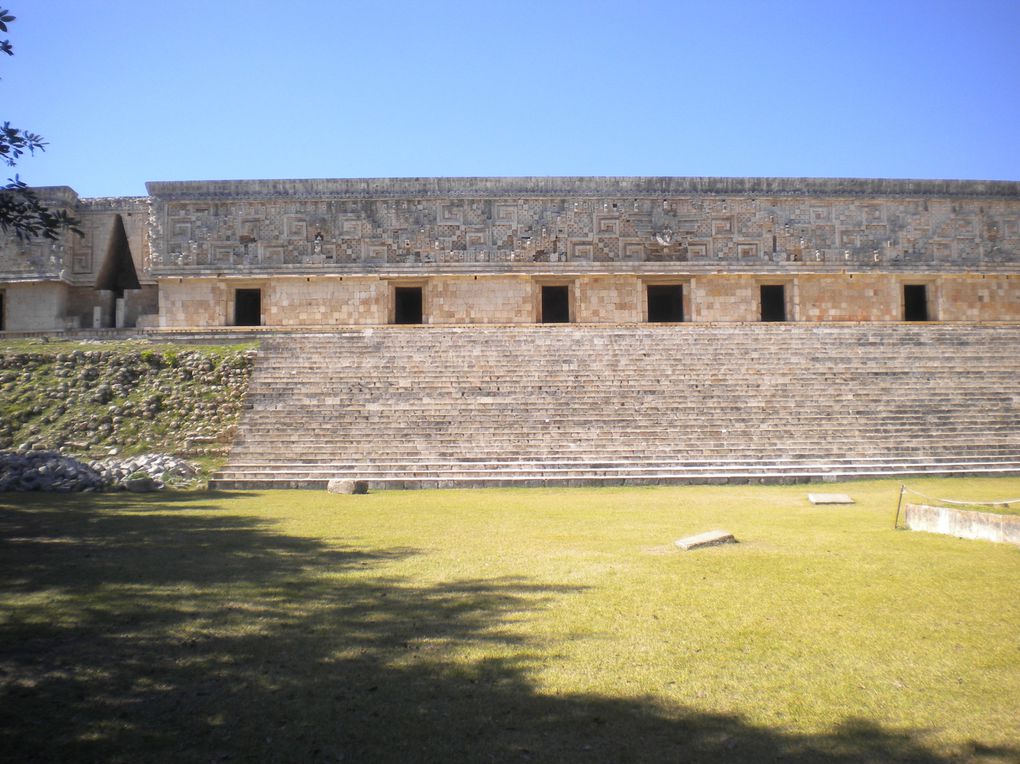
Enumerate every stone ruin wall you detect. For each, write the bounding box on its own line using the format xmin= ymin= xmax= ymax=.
xmin=0 ymin=188 xmax=155 ymax=330
xmin=3 ymin=177 xmax=1020 ymax=329
xmin=144 ymin=177 xmax=1020 ymax=327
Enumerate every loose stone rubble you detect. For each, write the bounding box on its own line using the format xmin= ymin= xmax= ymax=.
xmin=91 ymin=453 xmax=200 ymax=490
xmin=0 ymin=346 xmax=253 ymax=456
xmin=0 ymin=450 xmax=199 ymax=492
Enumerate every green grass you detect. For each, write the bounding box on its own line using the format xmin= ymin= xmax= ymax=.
xmin=1 ymin=478 xmax=1019 ymax=762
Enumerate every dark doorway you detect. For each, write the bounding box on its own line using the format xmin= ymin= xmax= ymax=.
xmin=234 ymin=289 xmax=262 ymax=327
xmin=394 ymin=287 xmax=423 ymax=324
xmin=95 ymin=214 xmax=141 ymax=328
xmin=541 ymin=285 xmax=570 ymax=323
xmin=760 ymin=285 xmax=786 ymax=322
xmin=0 ymin=292 xmax=4 ymax=331
xmin=647 ymin=285 xmax=684 ymax=322
xmin=903 ymin=284 xmax=929 ymax=321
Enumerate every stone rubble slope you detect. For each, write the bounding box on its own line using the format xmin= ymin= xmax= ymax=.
xmin=0 ymin=451 xmax=198 ymax=492
xmin=0 ymin=340 xmax=255 ymax=491
xmin=0 ymin=342 xmax=254 ymax=456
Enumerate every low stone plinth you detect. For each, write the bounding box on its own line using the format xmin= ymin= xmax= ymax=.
xmin=674 ymin=530 xmax=737 ymax=551
xmin=903 ymin=503 xmax=1020 ymax=546
xmin=327 ymin=478 xmax=369 ymax=495
xmin=808 ymin=493 xmax=855 ymax=505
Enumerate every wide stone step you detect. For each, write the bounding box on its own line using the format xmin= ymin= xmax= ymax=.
xmin=215 ymin=457 xmax=1020 ymax=479
xmin=209 ymin=464 xmax=1020 ymax=491
xmin=216 ymin=324 xmax=1020 ymax=490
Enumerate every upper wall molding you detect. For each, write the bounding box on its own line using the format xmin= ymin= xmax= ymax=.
xmin=144 ymin=176 xmax=1020 ymax=202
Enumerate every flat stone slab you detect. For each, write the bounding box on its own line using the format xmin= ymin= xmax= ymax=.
xmin=674 ymin=530 xmax=737 ymax=551
xmin=808 ymin=493 xmax=855 ymax=505
xmin=327 ymin=478 xmax=369 ymax=495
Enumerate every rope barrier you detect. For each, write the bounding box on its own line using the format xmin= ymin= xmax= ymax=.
xmin=900 ymin=485 xmax=1020 ymax=508
xmin=895 ymin=484 xmax=1020 ymax=529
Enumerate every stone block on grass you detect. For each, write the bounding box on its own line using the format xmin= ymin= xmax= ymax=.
xmin=327 ymin=478 xmax=369 ymax=495
xmin=808 ymin=493 xmax=854 ymax=505
xmin=674 ymin=530 xmax=737 ymax=551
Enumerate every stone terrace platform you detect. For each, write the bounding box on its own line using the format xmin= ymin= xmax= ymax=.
xmin=209 ymin=323 xmax=1020 ymax=490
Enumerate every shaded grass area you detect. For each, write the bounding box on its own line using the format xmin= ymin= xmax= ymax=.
xmin=1 ymin=479 xmax=1018 ymax=762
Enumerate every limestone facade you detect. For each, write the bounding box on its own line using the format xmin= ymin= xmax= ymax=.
xmin=2 ymin=177 xmax=1019 ymax=330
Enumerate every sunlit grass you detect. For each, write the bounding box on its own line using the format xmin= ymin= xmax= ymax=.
xmin=1 ymin=478 xmax=1018 ymax=762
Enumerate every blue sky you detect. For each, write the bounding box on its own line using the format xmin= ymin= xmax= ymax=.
xmin=4 ymin=0 xmax=1019 ymax=197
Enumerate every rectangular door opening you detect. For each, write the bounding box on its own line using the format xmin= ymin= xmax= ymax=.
xmin=760 ymin=285 xmax=786 ymax=322
xmin=0 ymin=292 xmax=4 ymax=331
xmin=541 ymin=285 xmax=570 ymax=323
xmin=234 ymin=288 xmax=262 ymax=326
xmin=394 ymin=286 xmax=423 ymax=324
xmin=903 ymin=284 xmax=929 ymax=321
xmin=647 ymin=284 xmax=684 ymax=322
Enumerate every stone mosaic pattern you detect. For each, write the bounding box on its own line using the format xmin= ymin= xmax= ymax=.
xmin=144 ymin=178 xmax=1020 ymax=275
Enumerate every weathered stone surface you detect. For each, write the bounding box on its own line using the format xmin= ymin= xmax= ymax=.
xmin=903 ymin=503 xmax=1020 ymax=546
xmin=10 ymin=176 xmax=1020 ymax=331
xmin=808 ymin=493 xmax=855 ymax=505
xmin=124 ymin=477 xmax=157 ymax=492
xmin=0 ymin=450 xmax=200 ymax=492
xmin=0 ymin=346 xmax=253 ymax=457
xmin=327 ymin=478 xmax=369 ymax=495
xmin=675 ymin=530 xmax=738 ymax=551
xmin=91 ymin=453 xmax=199 ymax=490
xmin=0 ymin=451 xmax=106 ymax=492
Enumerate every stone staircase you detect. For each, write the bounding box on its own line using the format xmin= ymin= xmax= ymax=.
xmin=209 ymin=324 xmax=1020 ymax=490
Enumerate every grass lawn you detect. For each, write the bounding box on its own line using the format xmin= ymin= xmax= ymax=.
xmin=1 ymin=478 xmax=1018 ymax=762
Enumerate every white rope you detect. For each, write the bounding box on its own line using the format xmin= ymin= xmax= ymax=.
xmin=901 ymin=485 xmax=1019 ymax=508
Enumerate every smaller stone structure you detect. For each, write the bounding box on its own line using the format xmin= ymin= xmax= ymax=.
xmin=903 ymin=503 xmax=1020 ymax=546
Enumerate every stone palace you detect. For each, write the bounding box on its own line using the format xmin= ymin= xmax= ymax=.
xmin=1 ymin=176 xmax=1019 ymax=332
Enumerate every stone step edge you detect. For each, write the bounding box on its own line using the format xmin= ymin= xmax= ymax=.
xmin=214 ymin=458 xmax=1020 ymax=474
xmin=207 ymin=465 xmax=1020 ymax=491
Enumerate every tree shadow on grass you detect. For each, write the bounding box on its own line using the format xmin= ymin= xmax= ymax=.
xmin=0 ymin=493 xmax=1014 ymax=763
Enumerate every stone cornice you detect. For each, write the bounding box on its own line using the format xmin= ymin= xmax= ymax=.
xmin=21 ymin=186 xmax=80 ymax=205
xmin=144 ymin=176 xmax=1020 ymax=202
xmin=79 ymin=196 xmax=149 ymax=211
